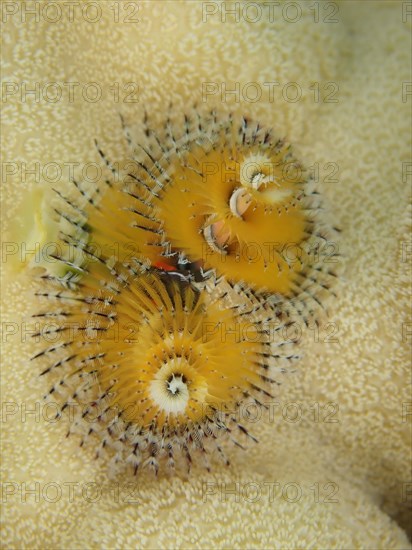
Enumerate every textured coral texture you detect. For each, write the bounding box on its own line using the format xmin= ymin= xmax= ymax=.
xmin=1 ymin=0 xmax=411 ymax=548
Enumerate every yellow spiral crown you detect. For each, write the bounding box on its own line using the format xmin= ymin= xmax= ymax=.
xmin=34 ymin=108 xmax=337 ymax=474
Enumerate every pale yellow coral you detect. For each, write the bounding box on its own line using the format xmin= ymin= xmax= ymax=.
xmin=1 ymin=1 xmax=411 ymax=548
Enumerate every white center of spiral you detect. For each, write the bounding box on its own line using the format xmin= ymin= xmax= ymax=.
xmin=167 ymin=374 xmax=187 ymax=395
xmin=149 ymin=361 xmax=190 ymax=414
